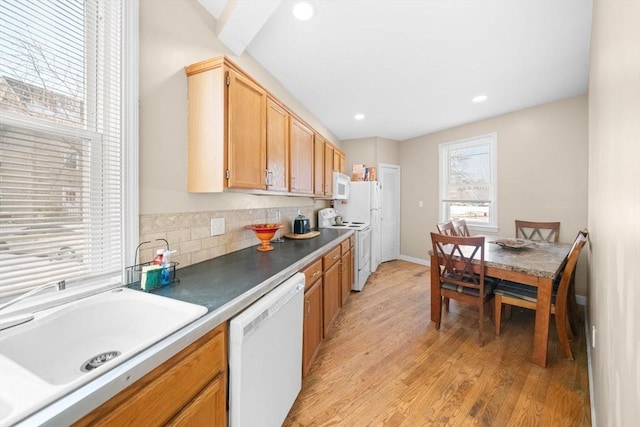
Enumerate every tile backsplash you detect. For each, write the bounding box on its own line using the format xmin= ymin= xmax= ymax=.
xmin=136 ymin=207 xmax=315 ymax=268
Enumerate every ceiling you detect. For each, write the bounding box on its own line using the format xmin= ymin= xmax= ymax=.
xmin=199 ymin=0 xmax=593 ymax=141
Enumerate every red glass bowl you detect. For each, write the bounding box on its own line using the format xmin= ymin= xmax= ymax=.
xmin=245 ymin=223 xmax=283 ymax=251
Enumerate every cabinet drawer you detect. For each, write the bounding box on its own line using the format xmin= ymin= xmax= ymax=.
xmin=301 ymin=259 xmax=323 ymax=291
xmin=323 ymin=245 xmax=342 ymax=269
xmin=74 ymin=324 xmax=226 ymax=427
xmin=341 ymin=238 xmax=350 ymax=254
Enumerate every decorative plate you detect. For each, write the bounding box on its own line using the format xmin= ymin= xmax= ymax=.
xmin=493 ymin=239 xmax=529 ymax=249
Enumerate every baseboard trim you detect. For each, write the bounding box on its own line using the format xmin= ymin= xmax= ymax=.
xmin=398 ymin=255 xmax=429 ymax=266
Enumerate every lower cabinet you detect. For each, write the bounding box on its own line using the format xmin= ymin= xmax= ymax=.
xmin=300 ymin=235 xmax=352 ymax=377
xmin=302 ymin=278 xmax=322 ymax=377
xmin=322 ymin=257 xmax=341 ymax=334
xmin=340 ymin=247 xmax=353 ymax=305
xmin=322 ymin=245 xmax=342 ymax=334
xmin=73 ymin=324 xmax=227 ymax=427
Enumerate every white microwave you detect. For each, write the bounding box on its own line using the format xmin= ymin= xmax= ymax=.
xmin=332 ymin=171 xmax=351 ymax=200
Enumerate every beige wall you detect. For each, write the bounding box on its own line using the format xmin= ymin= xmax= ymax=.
xmin=139 ymin=0 xmax=337 ymax=215
xmin=588 ymin=1 xmax=640 ymax=425
xmin=342 ymin=136 xmax=400 ymax=176
xmin=400 ymin=95 xmax=589 ymax=294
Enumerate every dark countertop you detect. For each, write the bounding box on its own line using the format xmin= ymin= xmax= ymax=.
xmin=145 ymin=228 xmax=353 ymax=314
xmin=22 ymin=228 xmax=353 ymax=426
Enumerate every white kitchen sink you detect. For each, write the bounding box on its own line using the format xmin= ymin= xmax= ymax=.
xmin=0 ymin=287 xmax=207 ymax=426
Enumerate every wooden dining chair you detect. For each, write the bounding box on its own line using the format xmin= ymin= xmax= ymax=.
xmin=430 ymin=233 xmax=494 ymax=346
xmin=436 ymin=221 xmax=458 ymax=236
xmin=493 ymin=231 xmax=587 ymax=360
xmin=452 ymin=219 xmax=471 ymax=236
xmin=562 ymin=229 xmax=589 ymax=338
xmin=515 ymin=220 xmax=560 ymax=242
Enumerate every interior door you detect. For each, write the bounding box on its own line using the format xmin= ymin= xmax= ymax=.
xmin=379 ymin=163 xmax=400 ymax=262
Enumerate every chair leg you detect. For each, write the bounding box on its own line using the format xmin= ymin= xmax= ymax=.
xmin=478 ymin=302 xmax=484 ymax=347
xmin=444 ymin=296 xmax=450 ymax=312
xmin=565 ymin=314 xmax=575 ymax=341
xmin=504 ymin=305 xmax=512 ymax=319
xmin=435 ymin=298 xmax=442 ymax=331
xmin=567 ymin=281 xmax=580 ymax=337
xmin=494 ymin=295 xmax=502 ymax=336
xmin=554 ymin=308 xmax=574 ymax=360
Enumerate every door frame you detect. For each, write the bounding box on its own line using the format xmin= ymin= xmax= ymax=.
xmin=378 ymin=163 xmax=400 ymax=262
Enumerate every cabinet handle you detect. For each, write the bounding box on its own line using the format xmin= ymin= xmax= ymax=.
xmin=305 ymin=300 xmax=310 ymax=315
xmin=333 ymin=254 xmax=339 ymax=260
xmin=264 ymin=169 xmax=269 ymax=186
xmin=312 ymin=270 xmax=320 ymax=277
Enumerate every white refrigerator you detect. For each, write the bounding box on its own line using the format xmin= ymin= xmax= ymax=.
xmin=339 ymin=181 xmax=382 ymax=272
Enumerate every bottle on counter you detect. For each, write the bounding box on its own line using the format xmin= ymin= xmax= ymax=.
xmin=152 ymin=249 xmax=164 ymax=265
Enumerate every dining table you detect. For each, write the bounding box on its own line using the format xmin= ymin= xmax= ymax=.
xmin=429 ymin=236 xmax=573 ymax=367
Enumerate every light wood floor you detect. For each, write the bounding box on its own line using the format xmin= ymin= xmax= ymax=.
xmin=284 ymin=260 xmax=591 ymax=426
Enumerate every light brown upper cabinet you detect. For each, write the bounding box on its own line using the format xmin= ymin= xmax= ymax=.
xmin=338 ymin=152 xmax=346 ymax=175
xmin=313 ymin=134 xmax=325 ymax=196
xmin=227 ymin=69 xmax=267 ymax=189
xmin=266 ymin=97 xmax=289 ymax=192
xmin=289 ymin=117 xmax=314 ymax=195
xmin=185 ymin=56 xmax=344 ymax=196
xmin=323 ymin=142 xmax=335 ymax=197
xmin=185 ymin=58 xmax=266 ymax=192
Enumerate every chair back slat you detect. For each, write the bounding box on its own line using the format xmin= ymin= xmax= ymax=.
xmin=515 ymin=220 xmax=560 ymax=243
xmin=436 ymin=221 xmax=458 ymax=236
xmin=431 ymin=233 xmax=485 ymax=290
xmin=452 ymin=219 xmax=471 ymax=236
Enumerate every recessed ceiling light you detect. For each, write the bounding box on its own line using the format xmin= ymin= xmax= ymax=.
xmin=354 ymin=113 xmax=365 ymax=120
xmin=472 ymin=95 xmax=488 ymax=103
xmin=293 ymin=2 xmax=314 ymax=21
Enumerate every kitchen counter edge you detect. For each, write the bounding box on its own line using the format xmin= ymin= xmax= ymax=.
xmin=20 ymin=229 xmax=354 ymax=426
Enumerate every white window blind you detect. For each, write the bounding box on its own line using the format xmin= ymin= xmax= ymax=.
xmin=439 ymin=133 xmax=498 ymax=231
xmin=0 ymin=0 xmax=124 ymax=296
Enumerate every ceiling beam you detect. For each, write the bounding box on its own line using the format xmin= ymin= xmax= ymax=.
xmin=200 ymin=0 xmax=282 ymax=56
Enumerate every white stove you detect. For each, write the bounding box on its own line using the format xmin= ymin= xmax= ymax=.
xmin=318 ymin=208 xmax=370 ymax=230
xmin=318 ymin=208 xmax=371 ymax=291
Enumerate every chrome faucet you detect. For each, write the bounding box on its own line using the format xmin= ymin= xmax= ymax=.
xmin=0 ymin=280 xmax=66 ymax=312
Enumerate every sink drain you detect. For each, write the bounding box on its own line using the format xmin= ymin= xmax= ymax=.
xmin=81 ymin=351 xmax=121 ymax=372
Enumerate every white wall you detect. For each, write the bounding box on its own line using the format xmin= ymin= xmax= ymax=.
xmin=342 ymin=136 xmax=400 ymax=176
xmin=400 ymin=95 xmax=589 ymax=294
xmin=139 ymin=0 xmax=337 ymax=215
xmin=588 ymin=1 xmax=640 ymax=424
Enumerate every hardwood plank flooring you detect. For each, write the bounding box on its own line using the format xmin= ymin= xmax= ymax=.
xmin=284 ymin=260 xmax=591 ymax=426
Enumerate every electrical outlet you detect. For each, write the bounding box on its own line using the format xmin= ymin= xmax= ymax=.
xmin=211 ymin=218 xmax=225 ymax=236
xmin=418 ymin=201 xmax=424 ymax=208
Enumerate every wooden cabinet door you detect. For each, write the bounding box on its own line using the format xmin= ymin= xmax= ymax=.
xmin=313 ymin=134 xmax=325 ymax=196
xmin=340 ymin=248 xmax=353 ymax=305
xmin=303 ymin=279 xmax=323 ymax=377
xmin=323 ymin=143 xmax=334 ymax=196
xmin=74 ymin=325 xmax=226 ymax=427
xmin=289 ymin=117 xmax=314 ymax=194
xmin=227 ymin=69 xmax=266 ymax=189
xmin=266 ymin=98 xmax=289 ymax=192
xmin=323 ymin=261 xmax=340 ymax=334
xmin=166 ymin=374 xmax=226 ymax=427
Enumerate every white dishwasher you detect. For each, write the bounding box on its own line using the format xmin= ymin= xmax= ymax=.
xmin=229 ymin=272 xmax=305 ymax=427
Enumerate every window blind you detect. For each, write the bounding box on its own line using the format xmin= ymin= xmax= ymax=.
xmin=0 ymin=0 xmax=123 ymax=296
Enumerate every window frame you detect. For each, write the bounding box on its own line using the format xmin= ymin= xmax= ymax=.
xmin=0 ymin=0 xmax=138 ymax=307
xmin=438 ymin=132 xmax=498 ymax=233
